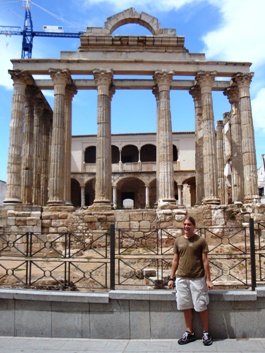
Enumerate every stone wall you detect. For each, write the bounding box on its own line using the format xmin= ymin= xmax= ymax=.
xmin=1 ymin=203 xmax=265 ymax=236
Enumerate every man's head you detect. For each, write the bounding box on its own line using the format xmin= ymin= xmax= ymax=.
xmin=183 ymin=216 xmax=196 ymax=238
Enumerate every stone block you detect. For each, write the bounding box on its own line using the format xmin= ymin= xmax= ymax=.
xmin=15 ymin=300 xmax=52 ymax=337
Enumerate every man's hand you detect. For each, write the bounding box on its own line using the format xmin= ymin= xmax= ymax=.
xmin=207 ymin=280 xmax=214 ymax=290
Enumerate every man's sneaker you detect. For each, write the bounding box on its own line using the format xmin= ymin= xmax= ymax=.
xmin=178 ymin=331 xmax=196 ymax=345
xmin=202 ymin=331 xmax=213 ymax=346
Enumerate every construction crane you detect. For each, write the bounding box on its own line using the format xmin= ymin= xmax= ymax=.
xmin=0 ymin=0 xmax=84 ymax=59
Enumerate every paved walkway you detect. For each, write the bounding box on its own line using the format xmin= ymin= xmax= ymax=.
xmin=0 ymin=337 xmax=265 ymax=353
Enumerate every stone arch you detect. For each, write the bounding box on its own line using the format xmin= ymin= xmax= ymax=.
xmin=104 ymin=8 xmax=161 ymax=35
xmin=116 ymin=176 xmax=146 ymax=209
xmin=71 ymin=178 xmax=81 ymax=207
xmin=84 ymin=177 xmax=95 ymax=206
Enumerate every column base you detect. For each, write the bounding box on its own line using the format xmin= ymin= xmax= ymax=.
xmin=3 ymin=198 xmax=22 ymax=204
xmin=90 ymin=200 xmax=112 ymax=211
xmin=244 ymin=195 xmax=261 ymax=204
xmin=202 ymin=196 xmax=220 ymax=205
xmin=157 ymin=198 xmax=178 ymax=210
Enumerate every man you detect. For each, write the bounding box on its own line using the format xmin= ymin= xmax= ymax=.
xmin=168 ymin=216 xmax=213 ymax=346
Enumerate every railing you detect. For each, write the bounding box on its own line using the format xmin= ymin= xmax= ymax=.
xmin=0 ymin=220 xmax=265 ymax=291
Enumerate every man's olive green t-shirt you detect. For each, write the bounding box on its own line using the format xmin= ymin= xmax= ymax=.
xmin=173 ymin=234 xmax=209 ymax=278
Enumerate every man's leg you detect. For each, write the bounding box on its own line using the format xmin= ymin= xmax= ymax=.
xmin=199 ymin=309 xmax=209 ymax=332
xmin=183 ymin=308 xmax=193 ymax=333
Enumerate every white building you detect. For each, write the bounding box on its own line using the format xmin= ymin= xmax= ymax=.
xmin=71 ymin=131 xmax=195 ymax=208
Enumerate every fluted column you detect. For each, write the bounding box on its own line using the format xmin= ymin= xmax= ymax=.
xmin=93 ymin=69 xmax=113 ymax=207
xmin=4 ymin=70 xmax=32 ymax=204
xmin=41 ymin=110 xmax=52 ymax=206
xmin=216 ymin=120 xmax=225 ymax=204
xmin=64 ymin=84 xmax=77 ymax=205
xmin=32 ymin=98 xmax=44 ymax=206
xmin=224 ymin=85 xmax=244 ymax=203
xmin=196 ymin=71 xmax=220 ymax=205
xmin=152 ymin=85 xmax=159 ymax=206
xmin=21 ymin=85 xmax=35 ymax=204
xmin=232 ymin=73 xmax=258 ymax=203
xmin=189 ymin=85 xmax=204 ymax=204
xmin=48 ymin=68 xmax=70 ymax=205
xmin=154 ymin=70 xmax=175 ymax=207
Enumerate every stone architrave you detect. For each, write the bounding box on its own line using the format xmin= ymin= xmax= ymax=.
xmin=189 ymin=85 xmax=204 ymax=204
xmin=48 ymin=68 xmax=70 ymax=205
xmin=93 ymin=69 xmax=113 ymax=206
xmin=224 ymin=85 xmax=244 ymax=203
xmin=64 ymin=84 xmax=77 ymax=205
xmin=154 ymin=70 xmax=176 ymax=208
xmin=216 ymin=120 xmax=225 ymax=204
xmin=21 ymin=85 xmax=35 ymax=205
xmin=232 ymin=73 xmax=258 ymax=203
xmin=196 ymin=71 xmax=220 ymax=205
xmin=32 ymin=98 xmax=44 ymax=206
xmin=4 ymin=70 xmax=32 ymax=204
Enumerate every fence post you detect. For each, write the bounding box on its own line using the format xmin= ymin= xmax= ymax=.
xmin=110 ymin=224 xmax=115 ymax=290
xmin=249 ymin=218 xmax=256 ymax=291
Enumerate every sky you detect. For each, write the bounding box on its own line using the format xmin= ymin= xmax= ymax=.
xmin=0 ymin=0 xmax=265 ymax=182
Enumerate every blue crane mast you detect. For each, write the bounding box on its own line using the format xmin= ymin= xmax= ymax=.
xmin=0 ymin=0 xmax=83 ymax=59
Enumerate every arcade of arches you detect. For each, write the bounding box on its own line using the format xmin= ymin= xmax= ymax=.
xmin=71 ymin=133 xmax=195 ymax=208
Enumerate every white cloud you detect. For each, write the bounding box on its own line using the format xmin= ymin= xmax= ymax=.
xmin=202 ymin=0 xmax=265 ymax=70
xmin=80 ymin=0 xmax=199 ymax=12
xmin=252 ymin=88 xmax=265 ymax=133
xmin=0 ymin=35 xmax=21 ymax=90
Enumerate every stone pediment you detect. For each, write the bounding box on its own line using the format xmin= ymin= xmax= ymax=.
xmin=79 ymin=7 xmax=188 ymax=53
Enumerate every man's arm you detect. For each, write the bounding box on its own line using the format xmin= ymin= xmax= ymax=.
xmin=202 ymin=252 xmax=214 ymax=289
xmin=168 ymin=252 xmax=179 ymax=289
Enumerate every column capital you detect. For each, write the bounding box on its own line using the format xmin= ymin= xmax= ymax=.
xmin=224 ymin=85 xmax=239 ymax=104
xmin=8 ymin=69 xmax=34 ymax=85
xmin=93 ymin=69 xmax=113 ymax=95
xmin=195 ymin=71 xmax=216 ymax=90
xmin=189 ymin=84 xmax=201 ymax=101
xmin=49 ymin=68 xmax=71 ymax=94
xmin=153 ymin=70 xmax=174 ymax=92
xmin=152 ymin=85 xmax=159 ymax=100
xmin=65 ymin=83 xmax=77 ymax=100
xmin=232 ymin=72 xmax=254 ymax=88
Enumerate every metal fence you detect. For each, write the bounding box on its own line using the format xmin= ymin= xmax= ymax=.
xmin=0 ymin=220 xmax=265 ymax=291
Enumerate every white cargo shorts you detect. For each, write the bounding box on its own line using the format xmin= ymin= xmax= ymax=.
xmin=175 ymin=277 xmax=209 ymax=312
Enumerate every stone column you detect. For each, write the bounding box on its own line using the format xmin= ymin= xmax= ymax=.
xmin=152 ymin=85 xmax=159 ymax=206
xmin=4 ymin=70 xmax=32 ymax=204
xmin=189 ymin=85 xmax=204 ymax=204
xmin=81 ymin=186 xmax=85 ymax=207
xmin=216 ymin=120 xmax=225 ymax=204
xmin=41 ymin=110 xmax=52 ymax=206
xmin=48 ymin=68 xmax=70 ymax=205
xmin=21 ymin=85 xmax=35 ymax=205
xmin=177 ymin=184 xmax=183 ymax=206
xmin=64 ymin=84 xmax=77 ymax=205
xmin=224 ymin=85 xmax=244 ymax=203
xmin=93 ymin=69 xmax=113 ymax=208
xmin=145 ymin=184 xmax=150 ymax=208
xmin=154 ymin=70 xmax=176 ymax=208
xmin=222 ymin=113 xmax=233 ymax=204
xmin=32 ymin=98 xmax=44 ymax=206
xmin=232 ymin=73 xmax=258 ymax=203
xmin=112 ymin=185 xmax=117 ymax=209
xmin=196 ymin=71 xmax=220 ymax=205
